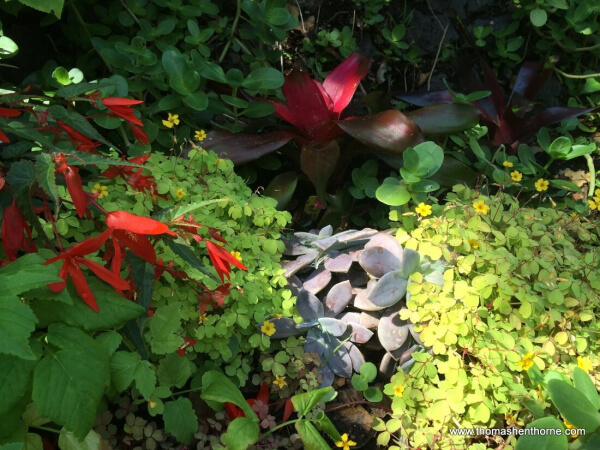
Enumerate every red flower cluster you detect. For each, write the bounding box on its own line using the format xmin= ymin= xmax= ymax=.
xmin=101 ymin=97 xmax=148 ymax=145
xmin=101 ymin=154 xmax=160 ymax=195
xmin=1 ymin=198 xmax=36 ymax=261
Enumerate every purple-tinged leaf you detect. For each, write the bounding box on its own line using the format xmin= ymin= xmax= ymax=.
xmin=511 ymin=59 xmax=556 ymax=101
xmin=324 ymin=281 xmax=353 ymax=317
xmin=367 ymin=270 xmax=408 ymax=308
xmin=264 ymin=171 xmax=298 ymax=210
xmin=359 ymin=312 xmax=381 ymax=329
xmin=336 ymin=109 xmax=423 ymax=155
xmin=297 ymin=289 xmax=324 ymax=321
xmin=318 ymin=317 xmax=347 ymax=336
xmin=202 ymin=130 xmax=295 ymax=165
xmin=286 ymin=275 xmax=303 ymax=297
xmin=337 ymin=311 xmax=361 ymax=324
xmin=323 ymin=253 xmax=353 ymax=273
xmin=358 ymin=247 xmax=403 ymax=278
xmin=399 ymin=344 xmax=420 ymax=365
xmin=521 ymin=106 xmax=598 ymax=144
xmin=378 ymin=304 xmax=410 ymax=355
xmin=401 ymin=248 xmax=420 ymax=278
xmin=366 ymin=232 xmax=403 ymax=257
xmin=345 ymin=342 xmax=366 ymax=373
xmin=323 ymin=51 xmax=372 ymax=117
xmin=345 ymin=323 xmax=374 ymax=344
xmin=354 ymin=280 xmax=385 ymax=312
xmin=262 ymin=318 xmax=305 ymax=338
xmin=407 ymin=103 xmax=480 ymax=136
xmin=379 ymin=352 xmax=396 ymax=378
xmin=282 ymin=250 xmax=319 ymax=277
xmin=325 ymin=341 xmax=352 ymax=378
xmin=335 ymin=228 xmax=378 ymax=245
xmin=318 ymin=363 xmax=335 ymax=387
xmin=480 ymin=57 xmax=506 ymax=118
xmin=303 ymin=267 xmax=332 ymax=295
xmin=394 ymin=90 xmax=454 ymax=107
xmin=300 ymin=139 xmax=340 ymax=208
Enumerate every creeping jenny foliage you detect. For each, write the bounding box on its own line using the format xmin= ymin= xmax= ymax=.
xmin=375 ymin=185 xmax=600 ymax=449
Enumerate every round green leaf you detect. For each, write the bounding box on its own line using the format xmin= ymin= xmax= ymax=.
xmin=242 ymin=67 xmax=284 ymax=90
xmin=182 ymin=92 xmax=208 ymax=111
xmin=376 ymin=178 xmax=411 ymax=206
xmin=530 ymin=8 xmax=548 ymax=27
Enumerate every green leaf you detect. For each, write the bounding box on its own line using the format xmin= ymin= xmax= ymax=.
xmin=240 ymin=102 xmax=275 ymax=118
xmin=407 ymin=104 xmax=479 ymax=135
xmin=162 ymin=49 xmax=200 ymax=96
xmin=0 ymin=296 xmax=38 ymax=360
xmin=222 ymin=417 xmax=260 ymax=450
xmin=47 ymin=105 xmax=112 ymax=147
xmin=182 ymin=92 xmax=208 ymax=111
xmin=147 ymin=304 xmax=183 ymax=354
xmin=159 ymin=198 xmax=225 ymax=222
xmin=163 ymin=398 xmax=197 ymax=444
xmin=201 ymin=370 xmax=256 ymax=419
xmin=295 ymin=420 xmax=330 ymax=450
xmin=31 ymin=278 xmax=145 ymax=331
xmin=0 ymin=36 xmax=19 ymax=59
xmin=242 ymin=67 xmax=284 ymax=90
xmin=0 ymin=353 xmax=37 ymax=415
xmin=35 ymin=153 xmax=59 ymax=204
xmin=64 ymin=152 xmax=142 ymax=168
xmin=110 ymin=351 xmax=156 ymax=398
xmin=165 ymin=239 xmax=214 ymax=280
xmin=5 ymin=122 xmax=55 ymax=149
xmin=196 ymin=59 xmax=227 ymax=83
xmin=359 ymin=362 xmax=377 ymax=382
xmin=55 ymin=82 xmax=108 ymax=99
xmin=546 ymin=136 xmax=572 ymax=159
xmin=402 ymin=142 xmax=444 ymax=178
xmin=5 ymin=160 xmax=36 ymax=196
xmin=291 ymin=387 xmax=336 ymax=417
xmin=58 ymin=429 xmax=104 ymax=450
xmin=157 ymin=353 xmax=190 ymax=388
xmin=314 ymin=411 xmax=342 ymax=441
xmin=17 ymin=0 xmax=64 ymax=18
xmin=573 ymin=367 xmax=600 ymax=410
xmin=530 ymin=8 xmax=548 ymax=27
xmin=514 ymin=416 xmax=568 ymax=450
xmin=0 ymin=253 xmax=62 ymax=296
xmin=52 ymin=67 xmax=71 ymax=86
xmin=0 ymin=444 xmax=24 ymax=450
xmin=375 ymin=178 xmax=411 ymax=206
xmin=547 ymin=379 xmax=600 ymax=432
xmin=32 ymin=324 xmax=109 ymax=440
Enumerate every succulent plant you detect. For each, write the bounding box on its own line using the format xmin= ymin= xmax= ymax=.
xmin=261 ymin=226 xmax=445 ymax=383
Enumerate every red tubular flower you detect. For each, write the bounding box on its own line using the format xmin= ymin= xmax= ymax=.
xmin=130 ymin=125 xmax=149 ymax=144
xmin=0 ymin=130 xmax=10 ymax=143
xmin=101 ymin=97 xmax=144 ymax=126
xmin=106 ymin=211 xmax=176 ymax=237
xmin=64 ymin=166 xmax=87 ymax=218
xmin=56 ymin=120 xmax=100 ymax=152
xmin=0 ymin=107 xmax=21 ymax=117
xmin=101 ymin=155 xmax=159 ymax=195
xmin=205 ymin=241 xmax=248 ymax=283
xmin=198 ymin=283 xmax=230 ymax=314
xmin=176 ymin=337 xmax=197 ymax=357
xmin=266 ymin=51 xmax=372 ymax=141
xmin=1 ymin=198 xmax=36 ymax=260
xmin=112 ymin=229 xmax=157 ymax=263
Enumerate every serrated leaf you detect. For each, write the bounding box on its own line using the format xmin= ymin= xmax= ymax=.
xmin=55 ymin=82 xmax=109 ymax=99
xmin=0 ymin=296 xmax=38 ymax=360
xmin=110 ymin=351 xmax=156 ymax=398
xmin=18 ymin=0 xmax=64 ymax=18
xmin=222 ymin=417 xmax=260 ymax=450
xmin=35 ymin=153 xmax=59 ymax=204
xmin=0 ymin=353 xmax=37 ymax=415
xmin=157 ymin=353 xmax=190 ymax=388
xmin=163 ymin=398 xmax=197 ymax=444
xmin=0 ymin=253 xmax=62 ymax=296
xmin=5 ymin=160 xmax=36 ymax=195
xmin=147 ymin=304 xmax=183 ymax=354
xmin=58 ymin=429 xmax=105 ymax=450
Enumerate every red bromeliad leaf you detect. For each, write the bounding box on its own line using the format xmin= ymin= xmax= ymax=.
xmin=64 ymin=166 xmax=87 ymax=218
xmin=205 ymin=241 xmax=248 ymax=283
xmin=407 ymin=103 xmax=480 ymax=136
xmin=45 ymin=227 xmax=113 ymax=264
xmin=336 ymin=109 xmax=423 ymax=155
xmin=106 ymin=211 xmax=176 ymax=237
xmin=224 ymin=402 xmax=245 ymax=420
xmin=1 ymin=198 xmax=36 ymax=260
xmin=322 ymin=51 xmax=372 ymax=117
xmin=77 ymin=257 xmax=130 ymax=291
xmin=113 ymin=229 xmax=157 ymax=263
xmin=0 ymin=107 xmax=21 ymax=117
xmin=67 ymin=260 xmax=99 ymax=312
xmin=393 ymin=90 xmax=454 ymax=107
xmin=101 ymin=97 xmax=144 ymax=127
xmin=282 ymin=398 xmax=294 ymax=423
xmin=300 ymin=140 xmax=340 ymax=209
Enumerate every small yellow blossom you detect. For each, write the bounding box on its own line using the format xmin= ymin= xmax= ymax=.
xmin=503 ymin=160 xmax=514 ymax=168
xmin=535 ymin=178 xmax=549 ymax=192
xmin=518 ymin=353 xmax=535 ymax=371
xmin=564 ymin=419 xmax=583 ymax=439
xmin=230 ymin=250 xmax=242 ymax=262
xmin=570 ymin=212 xmax=580 ymax=220
xmin=510 ymin=170 xmax=523 ymax=182
xmin=577 ymin=356 xmax=594 ymax=374
xmin=467 ymin=238 xmax=479 ymax=249
xmin=195 ymin=129 xmax=207 ymax=141
xmin=198 ymin=313 xmax=207 ymax=324
xmin=261 ymin=320 xmax=276 ymax=337
xmin=536 ymin=383 xmax=544 ymax=402
xmin=393 ymin=385 xmax=404 ymax=397
xmin=588 ymin=199 xmax=598 ymax=210
xmin=92 ymin=183 xmax=108 ymax=199
xmin=273 ymin=375 xmax=287 ymax=389
xmin=595 ymin=189 xmax=600 ymax=198
xmin=473 ymin=199 xmax=490 ymax=215
xmin=148 ymin=400 xmax=157 ymax=409
xmin=162 ymin=112 xmax=180 ymax=128
xmin=335 ymin=434 xmax=357 ymax=450
xmin=175 ymin=188 xmax=186 ymax=200
xmin=415 ymin=202 xmax=432 ymax=217
xmin=505 ymin=412 xmax=524 ymax=427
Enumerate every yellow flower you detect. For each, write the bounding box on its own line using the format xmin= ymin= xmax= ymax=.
xmin=175 ymin=188 xmax=186 ymax=200
xmin=588 ymin=199 xmax=599 ymax=210
xmin=195 ymin=129 xmax=207 ymax=141
xmin=92 ymin=183 xmax=109 ymax=199
xmin=518 ymin=353 xmax=535 ymax=371
xmin=510 ymin=170 xmax=522 ymax=182
xmin=148 ymin=400 xmax=157 ymax=409
xmin=577 ymin=356 xmax=594 ymax=374
xmin=198 ymin=313 xmax=207 ymax=324
xmin=467 ymin=238 xmax=479 ymax=249
xmin=505 ymin=412 xmax=524 ymax=427
xmin=535 ymin=178 xmax=549 ymax=192
xmin=415 ymin=202 xmax=432 ymax=217
xmin=570 ymin=212 xmax=580 ymax=220
xmin=273 ymin=375 xmax=287 ymax=389
xmin=595 ymin=189 xmax=600 ymax=198
xmin=335 ymin=433 xmax=357 ymax=450
xmin=503 ymin=160 xmax=514 ymax=168
xmin=393 ymin=385 xmax=404 ymax=397
xmin=473 ymin=199 xmax=490 ymax=215
xmin=261 ymin=320 xmax=276 ymax=337
xmin=230 ymin=250 xmax=242 ymax=262
xmin=162 ymin=112 xmax=180 ymax=128
xmin=564 ymin=419 xmax=583 ymax=439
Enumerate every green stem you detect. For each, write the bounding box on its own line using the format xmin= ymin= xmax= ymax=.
xmin=585 ymin=154 xmax=596 ymax=198
xmin=554 ymin=68 xmax=600 ymax=79
xmin=259 ymin=418 xmax=302 ymax=441
xmin=543 ymin=158 xmax=555 ymax=171
xmin=31 ymin=425 xmax=62 ymax=434
xmin=232 ymin=87 xmax=239 ymax=126
xmin=219 ymin=0 xmax=242 ymax=64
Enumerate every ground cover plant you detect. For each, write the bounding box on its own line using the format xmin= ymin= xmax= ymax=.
xmin=1 ymin=0 xmax=600 ymax=449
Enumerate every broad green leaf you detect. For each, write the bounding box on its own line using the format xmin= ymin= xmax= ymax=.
xmin=23 ymin=433 xmax=42 ymax=450
xmin=530 ymin=8 xmax=548 ymax=27
xmin=264 ymin=171 xmax=298 ymax=210
xmin=514 ymin=416 xmax=567 ymax=450
xmin=402 ymin=142 xmax=444 ymax=178
xmin=110 ymin=351 xmax=156 ymax=398
xmin=573 ymin=367 xmax=600 ymax=410
xmin=55 ymin=82 xmax=109 ymax=99
xmin=407 ymin=103 xmax=479 ymax=136
xmin=547 ymin=379 xmax=600 ymax=432
xmin=240 ymin=102 xmax=275 ymax=118
xmin=314 ymin=411 xmax=342 ymax=441
xmin=0 ymin=253 xmax=62 ymax=296
xmin=546 ymin=136 xmax=572 ymax=159
xmin=17 ymin=0 xmax=64 ymax=18
xmin=375 ymin=178 xmax=411 ymax=206
xmin=0 ymin=36 xmax=18 ymax=59
xmin=5 ymin=160 xmax=36 ymax=196
xmin=222 ymin=417 xmax=260 ymax=450
xmin=242 ymin=67 xmax=284 ymax=90
xmin=0 ymin=296 xmax=38 ymax=360
xmin=295 ymin=420 xmax=330 ymax=450
xmin=195 ymin=59 xmax=227 ymax=84
xmin=147 ymin=304 xmax=183 ymax=354
xmin=182 ymin=92 xmax=208 ymax=111
xmin=0 ymin=444 xmax=24 ymax=450
xmin=31 ymin=278 xmax=145 ymax=331
xmin=35 ymin=153 xmax=59 ymax=204
xmin=0 ymin=354 xmax=37 ymax=415
xmin=163 ymin=398 xmax=197 ymax=444
xmin=291 ymin=387 xmax=336 ymax=416
xmin=157 ymin=353 xmax=190 ymax=388
xmin=52 ymin=67 xmax=71 ymax=86
xmin=162 ymin=49 xmax=200 ymax=96
xmin=201 ymin=370 xmax=255 ymax=419
xmin=58 ymin=429 xmax=103 ymax=450
xmin=32 ymin=325 xmax=109 ymax=440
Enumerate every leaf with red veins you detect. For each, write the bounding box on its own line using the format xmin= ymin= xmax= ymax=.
xmin=205 ymin=241 xmax=248 ymax=283
xmin=77 ymin=257 xmax=130 ymax=291
xmin=0 ymin=107 xmax=22 ymax=117
xmin=113 ymin=229 xmax=157 ymax=263
xmin=106 ymin=211 xmax=176 ymax=237
xmin=45 ymin=227 xmax=113 ymax=264
xmin=64 ymin=166 xmax=87 ymax=218
xmin=322 ymin=51 xmax=372 ymax=117
xmin=67 ymin=260 xmax=99 ymax=312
